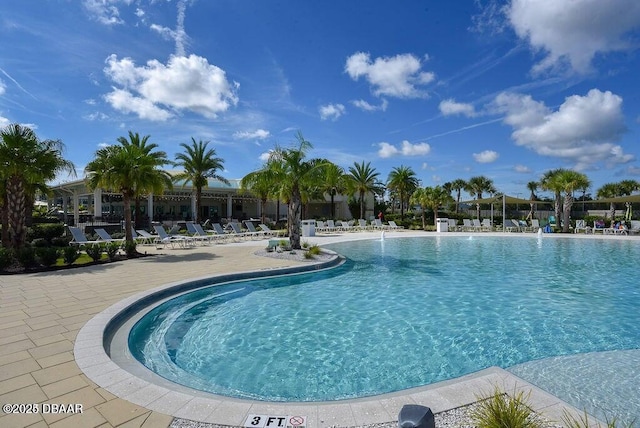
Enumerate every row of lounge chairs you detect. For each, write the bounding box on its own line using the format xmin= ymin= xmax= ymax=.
xmin=575 ymin=219 xmax=640 ymax=235
xmin=315 ymin=219 xmax=404 ymax=233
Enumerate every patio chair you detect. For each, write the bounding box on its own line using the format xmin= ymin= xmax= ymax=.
xmin=373 ymin=218 xmax=388 ymax=230
xmin=480 ymin=218 xmax=492 ymax=231
xmin=388 ymin=220 xmax=404 ymax=230
xmin=68 ymin=226 xmax=97 ymax=247
xmin=573 ymin=219 xmax=591 ymax=234
xmin=448 ymin=219 xmax=459 ymax=231
xmin=357 ymin=219 xmax=371 ymax=231
xmin=135 ymin=229 xmax=158 ymax=245
xmin=472 ymin=219 xmax=484 ymax=231
xmin=211 ymin=223 xmax=232 ymax=242
xmin=325 ymin=219 xmax=339 ymax=233
xmin=185 ymin=222 xmax=213 ymax=245
xmin=630 ymin=220 xmax=640 ymax=235
xmin=228 ymin=222 xmax=251 ymax=240
xmin=153 ymin=225 xmax=194 ymax=248
xmin=462 ymin=219 xmax=474 ymax=231
xmin=259 ymin=224 xmax=285 ymax=237
xmin=94 ymin=228 xmax=125 ymax=244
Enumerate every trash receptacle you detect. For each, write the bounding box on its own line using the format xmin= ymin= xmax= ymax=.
xmin=398 ymin=404 xmax=435 ymax=428
xmin=301 ymin=219 xmax=316 ymax=237
xmin=436 ymin=218 xmax=449 ymax=232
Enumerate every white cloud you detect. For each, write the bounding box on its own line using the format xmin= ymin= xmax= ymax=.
xmin=352 ymin=99 xmax=388 ymax=112
xmin=84 ymin=111 xmax=109 ymax=121
xmin=319 ymin=103 xmax=345 ymax=121
xmin=507 ymin=0 xmax=640 ymax=74
xmin=0 ymin=115 xmax=10 ymax=128
xmin=103 ymin=54 xmax=239 ymax=121
xmin=345 ymin=52 xmax=435 ymax=98
xmin=514 ymin=164 xmax=531 ymax=173
xmin=377 ymin=140 xmax=431 ymax=158
xmin=439 ymin=99 xmax=477 ymax=117
xmin=82 ymin=0 xmax=125 ymax=25
xmin=473 ymin=150 xmax=499 ymax=163
xmin=259 ymin=151 xmax=274 ymax=162
xmin=493 ymin=89 xmax=632 ymax=169
xmin=0 ymin=79 xmax=5 ymax=95
xmin=233 ymin=129 xmax=270 ymax=140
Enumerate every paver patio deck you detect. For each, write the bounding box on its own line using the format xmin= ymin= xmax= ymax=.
xmin=0 ymin=230 xmax=621 ymax=427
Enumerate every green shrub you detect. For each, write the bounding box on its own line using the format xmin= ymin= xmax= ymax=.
xmin=32 ymin=238 xmax=50 ymax=248
xmin=84 ymin=244 xmax=103 ymax=262
xmin=470 ymin=387 xmax=542 ymax=428
xmin=301 ymin=241 xmax=310 ymax=249
xmin=308 ymin=244 xmax=321 ymax=255
xmin=28 ymin=223 xmax=65 ymax=243
xmin=37 ymin=247 xmax=60 ymax=267
xmin=124 ymin=240 xmax=137 ymax=257
xmin=303 ymin=251 xmax=314 ymax=259
xmin=52 ymin=236 xmax=71 ymax=247
xmin=0 ymin=247 xmax=15 ymax=271
xmin=106 ymin=242 xmax=121 ymax=260
xmin=62 ymin=246 xmax=81 ymax=265
xmin=563 ymin=409 xmax=636 ymax=428
xmin=16 ymin=246 xmax=37 ymax=269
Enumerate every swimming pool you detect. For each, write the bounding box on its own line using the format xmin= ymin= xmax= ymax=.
xmin=128 ymin=236 xmax=639 ymax=413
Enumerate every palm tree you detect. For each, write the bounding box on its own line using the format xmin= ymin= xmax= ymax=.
xmin=85 ymin=133 xmax=172 ymax=244
xmin=346 ymin=161 xmax=381 ymax=220
xmin=119 ymin=131 xmax=170 ymax=228
xmin=450 ymin=178 xmax=467 ymax=213
xmin=252 ymin=132 xmax=326 ymax=249
xmin=540 ymin=169 xmax=564 ymax=227
xmin=173 ymin=138 xmax=228 ymax=224
xmin=318 ymin=162 xmax=347 ymax=219
xmin=240 ymin=168 xmax=276 ymax=225
xmin=386 ymin=166 xmax=419 ymax=219
xmin=410 ymin=186 xmax=452 ymax=228
xmin=552 ymin=169 xmax=591 ymax=232
xmin=526 ymin=181 xmax=538 ymax=220
xmin=0 ymin=124 xmax=75 ymax=250
xmin=465 ymin=176 xmax=496 ymax=220
xmin=596 ymin=182 xmax=620 ymax=225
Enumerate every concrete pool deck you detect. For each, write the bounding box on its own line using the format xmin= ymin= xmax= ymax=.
xmin=1 ymin=230 xmax=631 ymax=427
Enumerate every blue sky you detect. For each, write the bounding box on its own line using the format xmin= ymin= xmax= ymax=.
xmin=1 ymin=0 xmax=640 ymax=197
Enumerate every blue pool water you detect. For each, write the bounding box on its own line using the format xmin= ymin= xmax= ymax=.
xmin=129 ymin=236 xmax=640 ymax=412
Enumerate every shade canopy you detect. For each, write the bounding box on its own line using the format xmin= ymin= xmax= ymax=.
xmin=459 ymin=195 xmax=546 ymax=205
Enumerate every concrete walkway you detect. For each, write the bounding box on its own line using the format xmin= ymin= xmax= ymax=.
xmin=1 ymin=230 xmax=620 ymax=427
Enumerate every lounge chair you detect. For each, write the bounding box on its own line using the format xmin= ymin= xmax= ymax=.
xmin=472 ymin=219 xmax=484 ymax=231
xmin=630 ymin=220 xmax=640 ymax=235
xmin=448 ymin=219 xmax=459 ymax=231
xmin=388 ymin=220 xmax=404 ymax=230
xmin=604 ymin=222 xmax=629 ymax=235
xmin=185 ymin=222 xmax=213 ymax=245
xmin=135 ymin=229 xmax=158 ymax=245
xmin=505 ymin=219 xmax=521 ymax=232
xmin=68 ymin=226 xmax=97 ymax=247
xmin=244 ymin=221 xmax=268 ymax=238
xmin=574 ymin=219 xmax=591 ymax=234
xmin=211 ymin=223 xmax=232 ymax=242
xmin=229 ymin=222 xmax=250 ymax=240
xmin=593 ymin=220 xmax=606 ymax=234
xmin=338 ymin=220 xmax=355 ymax=232
xmin=373 ymin=218 xmax=388 ymax=230
xmin=153 ymin=225 xmax=194 ymax=248
xmin=462 ymin=219 xmax=474 ymax=231
xmin=357 ymin=219 xmax=371 ymax=231
xmin=259 ymin=224 xmax=285 ymax=237
xmin=325 ymin=219 xmax=339 ymax=233
xmin=94 ymin=228 xmax=125 ymax=244
xmin=480 ymin=218 xmax=492 ymax=231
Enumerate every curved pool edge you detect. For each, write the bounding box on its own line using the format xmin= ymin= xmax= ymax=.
xmin=73 ymin=234 xmax=603 ymax=427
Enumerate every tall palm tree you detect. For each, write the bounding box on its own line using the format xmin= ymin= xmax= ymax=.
xmin=552 ymin=169 xmax=591 ymax=232
xmin=117 ymin=131 xmax=169 ymax=229
xmin=252 ymin=132 xmax=326 ymax=249
xmin=240 ymin=168 xmax=276 ymax=225
xmin=596 ymin=182 xmax=620 ymax=225
xmin=387 ymin=166 xmax=419 ymax=220
xmin=465 ymin=176 xmax=496 ymax=220
xmin=410 ymin=186 xmax=452 ymax=228
xmin=450 ymin=178 xmax=467 ymax=213
xmin=0 ymin=124 xmax=75 ymax=249
xmin=540 ymin=168 xmax=564 ymax=227
xmin=526 ymin=181 xmax=538 ymax=220
xmin=317 ymin=162 xmax=347 ymax=219
xmin=346 ymin=161 xmax=381 ymax=220
xmin=173 ymin=138 xmax=228 ymax=224
xmin=85 ymin=133 xmax=172 ymax=243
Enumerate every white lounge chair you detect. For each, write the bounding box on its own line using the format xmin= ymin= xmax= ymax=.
xmin=68 ymin=226 xmax=97 ymax=247
xmin=244 ymin=221 xmax=268 ymax=238
xmin=480 ymin=219 xmax=492 ymax=231
xmin=357 ymin=219 xmax=371 ymax=231
xmin=388 ymin=220 xmax=404 ymax=230
xmin=447 ymin=219 xmax=459 ymax=231
xmin=185 ymin=222 xmax=213 ymax=245
xmin=229 ymin=222 xmax=250 ymax=240
xmin=135 ymin=229 xmax=158 ymax=245
xmin=574 ymin=219 xmax=591 ymax=234
xmin=259 ymin=224 xmax=285 ymax=237
xmin=94 ymin=228 xmax=125 ymax=244
xmin=153 ymin=225 xmax=194 ymax=248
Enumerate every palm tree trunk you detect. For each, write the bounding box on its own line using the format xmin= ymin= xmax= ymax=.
xmin=260 ymin=198 xmax=267 ymax=225
xmin=562 ymin=194 xmax=573 ymax=233
xmin=7 ymin=175 xmax=26 ymax=250
xmin=421 ymin=208 xmax=426 ymax=229
xmin=195 ymin=188 xmax=202 ymax=224
xmin=455 ymin=190 xmax=461 ymax=213
xmin=123 ymin=193 xmax=133 ymax=242
xmin=609 ymin=203 xmax=616 ymax=227
xmin=359 ymin=191 xmax=365 ymax=219
xmin=1 ymin=200 xmax=9 ymax=248
xmin=289 ymin=187 xmax=302 ymax=249
xmin=330 ymin=192 xmax=335 ymax=219
xmin=554 ymin=191 xmax=562 ymax=227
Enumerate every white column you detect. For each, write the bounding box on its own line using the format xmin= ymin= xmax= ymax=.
xmin=227 ymin=194 xmax=233 ymax=219
xmin=148 ymin=193 xmax=154 ymax=222
xmin=73 ymin=190 xmax=80 ymax=227
xmin=94 ymin=188 xmax=102 ymax=220
xmin=62 ymin=195 xmax=69 ymax=224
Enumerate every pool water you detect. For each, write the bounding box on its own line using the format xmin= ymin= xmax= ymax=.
xmin=129 ymin=236 xmax=640 ymax=406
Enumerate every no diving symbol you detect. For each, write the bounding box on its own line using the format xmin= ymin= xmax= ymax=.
xmin=289 ymin=416 xmax=305 ymax=427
